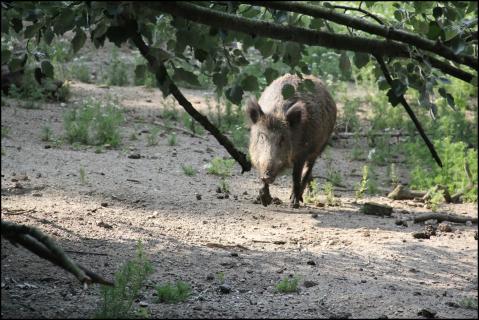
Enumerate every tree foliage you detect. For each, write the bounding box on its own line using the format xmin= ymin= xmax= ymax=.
xmin=1 ymin=1 xmax=477 ymax=166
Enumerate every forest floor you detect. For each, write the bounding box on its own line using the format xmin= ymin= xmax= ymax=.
xmin=1 ymin=43 xmax=478 ymax=319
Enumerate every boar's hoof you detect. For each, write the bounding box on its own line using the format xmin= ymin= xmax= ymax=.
xmin=290 ymin=198 xmax=300 ymax=209
xmin=289 ymin=192 xmax=303 ymax=203
xmin=259 ymin=186 xmax=272 ymax=207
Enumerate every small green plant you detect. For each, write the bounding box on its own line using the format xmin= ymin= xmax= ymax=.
xmin=276 ymin=276 xmax=300 ymax=293
xmin=162 ymin=99 xmax=179 ymax=122
xmin=425 ymin=187 xmax=445 ymax=212
xmin=327 ymin=169 xmax=343 ymax=187
xmin=41 ymin=125 xmax=53 ymax=142
xmin=216 ymin=271 xmax=225 ymax=284
xmin=107 ymin=48 xmax=129 ymax=86
xmin=182 ymin=164 xmax=196 ymax=176
xmin=95 ymin=241 xmax=153 ymax=319
xmin=303 ymin=179 xmax=324 ymax=206
xmin=167 ymin=133 xmax=177 ymax=146
xmin=55 ymin=81 xmax=71 ymax=102
xmin=147 ymin=126 xmax=161 ymax=146
xmin=218 ymin=178 xmax=230 ymax=194
xmin=458 ymin=296 xmax=478 ymax=310
xmin=63 ymin=99 xmax=124 ymax=147
xmin=323 ymin=182 xmax=339 ymax=206
xmin=207 ymin=157 xmax=235 ymax=177
xmin=340 ymin=98 xmax=360 ymax=133
xmin=79 ymin=166 xmax=87 ymax=184
xmin=8 ymin=71 xmax=45 ymax=102
xmin=355 ymin=165 xmax=378 ymax=199
xmin=405 ymin=138 xmax=477 ymax=203
xmin=156 ymin=281 xmax=191 ymax=304
xmin=350 ymin=145 xmax=365 ymax=161
xmin=388 ymin=163 xmax=399 ymax=187
xmin=129 ymin=131 xmax=138 ymax=141
xmin=69 ymin=63 xmax=91 ymax=83
xmin=1 ymin=126 xmax=10 ymax=139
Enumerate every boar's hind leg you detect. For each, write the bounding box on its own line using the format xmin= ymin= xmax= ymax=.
xmin=290 ymin=158 xmax=307 ymax=208
xmin=299 ymin=159 xmax=316 ymax=199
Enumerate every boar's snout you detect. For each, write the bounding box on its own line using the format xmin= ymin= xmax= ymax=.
xmin=260 ymin=169 xmax=275 ymax=184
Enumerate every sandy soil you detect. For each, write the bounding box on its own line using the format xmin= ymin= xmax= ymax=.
xmin=1 ymin=45 xmax=478 ymax=318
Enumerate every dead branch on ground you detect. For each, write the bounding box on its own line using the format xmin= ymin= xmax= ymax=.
xmin=1 ymin=220 xmax=113 ymax=286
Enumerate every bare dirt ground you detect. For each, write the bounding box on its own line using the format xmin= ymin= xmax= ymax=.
xmin=1 ymin=44 xmax=478 ymax=319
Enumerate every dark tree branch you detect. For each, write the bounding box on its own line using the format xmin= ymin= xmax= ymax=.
xmin=246 ymin=1 xmax=477 ymax=70
xmin=1 ymin=220 xmax=113 ymax=286
xmin=129 ymin=29 xmax=252 ymax=173
xmin=331 ymin=4 xmax=384 ymax=25
xmin=152 ymin=2 xmax=412 ymax=58
xmin=374 ymin=55 xmax=443 ymax=168
xmin=150 ymin=1 xmax=475 ymax=83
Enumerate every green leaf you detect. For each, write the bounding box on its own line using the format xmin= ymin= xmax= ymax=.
xmin=72 ymin=28 xmax=87 ymax=54
xmin=53 ymin=8 xmax=76 ymax=35
xmin=149 ymin=47 xmax=171 ymax=62
xmin=445 ymin=93 xmax=455 ymax=110
xmin=414 ymin=1 xmax=434 ymax=13
xmin=429 ymin=104 xmax=438 ymax=120
xmin=92 ymin=22 xmax=108 ymax=39
xmin=241 ymin=75 xmax=259 ymax=92
xmin=394 ymin=10 xmax=404 ymax=21
xmin=194 ymin=48 xmax=208 ymax=62
xmin=444 ymin=7 xmax=458 ymax=20
xmin=8 ymin=58 xmax=23 ymax=73
xmin=1 ymin=17 xmax=9 ymax=34
xmin=449 ymin=37 xmax=466 ymax=55
xmin=264 ymin=68 xmax=279 ymax=84
xmin=41 ymin=60 xmax=54 ymax=78
xmin=391 ymin=79 xmax=407 ymax=97
xmin=377 ymin=77 xmax=389 ymax=91
xmin=225 ymin=85 xmax=244 ymax=105
xmin=353 ymin=52 xmax=370 ymax=69
xmin=1 ymin=49 xmax=12 ymax=64
xmin=24 ymin=22 xmax=42 ymax=39
xmin=412 ymin=19 xmax=429 ymax=34
xmin=433 ymin=6 xmax=443 ymax=18
xmin=240 ymin=6 xmax=261 ymax=18
xmin=283 ymin=42 xmax=301 ymax=67
xmin=11 ymin=18 xmax=23 ymax=33
xmin=213 ymin=69 xmax=228 ymax=92
xmin=255 ymin=39 xmax=275 ymax=58
xmin=339 ymin=52 xmax=351 ymax=78
xmin=106 ymin=26 xmax=129 ymax=47
xmin=281 ymin=84 xmax=295 ymax=99
xmin=44 ymin=28 xmax=54 ymax=44
xmin=173 ymin=68 xmax=201 ymax=87
xmin=387 ymin=89 xmax=401 ymax=107
xmin=427 ymin=21 xmax=442 ymax=40
xmin=309 ymin=18 xmax=324 ymax=29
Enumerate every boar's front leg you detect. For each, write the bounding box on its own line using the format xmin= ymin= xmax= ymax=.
xmin=259 ymin=183 xmax=273 ymax=207
xmin=290 ymin=158 xmax=306 ymax=208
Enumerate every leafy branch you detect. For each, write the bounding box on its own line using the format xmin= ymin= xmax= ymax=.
xmin=127 ymin=24 xmax=252 ymax=173
xmin=247 ymin=1 xmax=477 ymax=70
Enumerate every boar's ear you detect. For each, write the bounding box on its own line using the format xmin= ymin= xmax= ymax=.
xmin=246 ymin=97 xmax=264 ymax=124
xmin=286 ymin=101 xmax=306 ymax=127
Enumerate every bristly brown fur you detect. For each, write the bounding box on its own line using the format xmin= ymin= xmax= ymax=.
xmin=258 ymin=114 xmax=286 ymax=131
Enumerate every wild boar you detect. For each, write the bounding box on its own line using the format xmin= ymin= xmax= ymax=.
xmin=246 ymin=73 xmax=337 ymax=208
